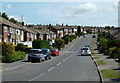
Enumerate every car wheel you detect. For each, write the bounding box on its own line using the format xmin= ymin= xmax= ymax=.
xmin=28 ymin=57 xmax=32 ymax=62
xmin=57 ymin=54 xmax=59 ymax=56
xmin=39 ymin=59 xmax=42 ymax=63
xmin=49 ymin=56 xmax=51 ymax=59
xmin=45 ymin=57 xmax=48 ymax=60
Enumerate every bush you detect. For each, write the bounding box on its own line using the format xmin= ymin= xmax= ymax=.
xmin=2 ymin=51 xmax=26 ymax=63
xmin=63 ymin=36 xmax=70 ymax=45
xmin=99 ymin=38 xmax=108 ymax=53
xmin=16 ymin=43 xmax=26 ymax=51
xmin=32 ymin=39 xmax=50 ymax=49
xmin=54 ymin=38 xmax=65 ymax=50
xmin=76 ymin=32 xmax=84 ymax=37
xmin=25 ymin=47 xmax=32 ymax=53
xmin=109 ymin=47 xmax=117 ymax=58
xmin=2 ymin=41 xmax=15 ymax=56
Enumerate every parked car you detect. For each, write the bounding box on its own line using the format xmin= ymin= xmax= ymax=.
xmin=80 ymin=47 xmax=91 ymax=56
xmin=42 ymin=49 xmax=51 ymax=60
xmin=28 ymin=49 xmax=45 ymax=62
xmin=92 ymin=35 xmax=96 ymax=38
xmin=50 ymin=49 xmax=60 ymax=56
xmin=85 ymin=45 xmax=91 ymax=49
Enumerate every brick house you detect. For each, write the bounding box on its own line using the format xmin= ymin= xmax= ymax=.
xmin=0 ymin=17 xmax=23 ymax=45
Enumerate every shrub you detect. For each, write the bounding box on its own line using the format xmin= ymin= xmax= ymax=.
xmin=32 ymin=39 xmax=50 ymax=49
xmin=54 ymin=38 xmax=65 ymax=50
xmin=2 ymin=41 xmax=15 ymax=56
xmin=2 ymin=51 xmax=26 ymax=63
xmin=99 ymin=38 xmax=108 ymax=53
xmin=76 ymin=32 xmax=84 ymax=37
xmin=25 ymin=47 xmax=32 ymax=53
xmin=16 ymin=43 xmax=26 ymax=51
xmin=63 ymin=36 xmax=70 ymax=45
xmin=109 ymin=47 xmax=117 ymax=58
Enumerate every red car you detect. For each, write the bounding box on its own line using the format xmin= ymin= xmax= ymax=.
xmin=50 ymin=49 xmax=60 ymax=56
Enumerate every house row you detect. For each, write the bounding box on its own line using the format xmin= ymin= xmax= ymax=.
xmin=0 ymin=17 xmax=50 ymax=46
xmin=0 ymin=16 xmax=107 ymax=47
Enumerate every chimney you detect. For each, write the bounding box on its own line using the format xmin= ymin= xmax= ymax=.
xmin=22 ymin=22 xmax=24 ymax=26
xmin=62 ymin=23 xmax=64 ymax=26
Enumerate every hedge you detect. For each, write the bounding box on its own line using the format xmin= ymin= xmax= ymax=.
xmin=16 ymin=43 xmax=26 ymax=52
xmin=2 ymin=51 xmax=26 ymax=63
xmin=32 ymin=39 xmax=50 ymax=49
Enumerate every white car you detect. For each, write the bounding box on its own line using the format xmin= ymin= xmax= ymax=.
xmin=80 ymin=47 xmax=91 ymax=56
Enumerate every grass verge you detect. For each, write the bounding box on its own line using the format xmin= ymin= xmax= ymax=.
xmin=101 ymin=69 xmax=120 ymax=79
xmin=96 ymin=60 xmax=106 ymax=65
xmin=93 ymin=57 xmax=100 ymax=59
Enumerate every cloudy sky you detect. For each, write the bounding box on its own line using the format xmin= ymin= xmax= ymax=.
xmin=1 ymin=1 xmax=119 ymax=27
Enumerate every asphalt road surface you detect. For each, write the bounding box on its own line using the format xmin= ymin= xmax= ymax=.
xmin=2 ymin=34 xmax=100 ymax=82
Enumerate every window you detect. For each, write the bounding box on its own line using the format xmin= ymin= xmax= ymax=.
xmin=10 ymin=27 xmax=14 ymax=33
xmin=16 ymin=29 xmax=20 ymax=35
xmin=4 ymin=26 xmax=7 ymax=32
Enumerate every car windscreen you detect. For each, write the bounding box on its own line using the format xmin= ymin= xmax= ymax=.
xmin=82 ymin=48 xmax=89 ymax=50
xmin=50 ymin=49 xmax=57 ymax=51
xmin=30 ymin=50 xmax=42 ymax=54
xmin=42 ymin=50 xmax=47 ymax=54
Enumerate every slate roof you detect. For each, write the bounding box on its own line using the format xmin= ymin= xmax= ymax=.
xmin=0 ymin=17 xmax=22 ymax=29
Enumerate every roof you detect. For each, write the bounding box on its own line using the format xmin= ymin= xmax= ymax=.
xmin=34 ymin=29 xmax=50 ymax=35
xmin=0 ymin=17 xmax=22 ymax=29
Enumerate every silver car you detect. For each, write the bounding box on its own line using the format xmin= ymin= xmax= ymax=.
xmin=80 ymin=47 xmax=91 ymax=56
xmin=28 ymin=49 xmax=45 ymax=62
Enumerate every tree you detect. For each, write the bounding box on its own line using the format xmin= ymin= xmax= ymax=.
xmin=2 ymin=12 xmax=9 ymax=20
xmin=9 ymin=18 xmax=18 ymax=24
xmin=86 ymin=29 xmax=92 ymax=34
xmin=54 ymin=38 xmax=65 ymax=50
xmin=99 ymin=38 xmax=108 ymax=53
xmin=77 ymin=26 xmax=81 ymax=33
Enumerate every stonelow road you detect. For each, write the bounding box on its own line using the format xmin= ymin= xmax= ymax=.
xmin=2 ymin=34 xmax=100 ymax=82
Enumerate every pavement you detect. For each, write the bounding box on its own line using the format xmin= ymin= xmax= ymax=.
xmin=91 ymin=38 xmax=120 ymax=82
xmin=1 ymin=34 xmax=101 ymax=82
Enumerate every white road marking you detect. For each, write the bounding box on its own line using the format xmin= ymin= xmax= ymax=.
xmin=1 ymin=63 xmax=30 ymax=72
xmin=57 ymin=62 xmax=62 ymax=66
xmin=48 ymin=67 xmax=55 ymax=72
xmin=63 ymin=59 xmax=66 ymax=62
xmin=29 ymin=73 xmax=45 ymax=81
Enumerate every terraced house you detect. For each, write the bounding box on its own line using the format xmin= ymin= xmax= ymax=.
xmin=0 ymin=17 xmax=39 ymax=45
xmin=0 ymin=17 xmax=24 ymax=45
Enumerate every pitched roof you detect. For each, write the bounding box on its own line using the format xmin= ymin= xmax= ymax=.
xmin=35 ymin=29 xmax=50 ymax=35
xmin=0 ymin=17 xmax=22 ymax=29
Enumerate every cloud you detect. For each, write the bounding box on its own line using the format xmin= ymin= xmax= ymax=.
xmin=64 ymin=3 xmax=97 ymax=17
xmin=105 ymin=2 xmax=118 ymax=12
xmin=9 ymin=15 xmax=21 ymax=21
xmin=7 ymin=4 xmax=12 ymax=9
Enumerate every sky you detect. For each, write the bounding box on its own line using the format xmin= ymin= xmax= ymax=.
xmin=1 ymin=1 xmax=119 ymax=27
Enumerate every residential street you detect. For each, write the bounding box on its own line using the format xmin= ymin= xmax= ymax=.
xmin=2 ymin=35 xmax=100 ymax=82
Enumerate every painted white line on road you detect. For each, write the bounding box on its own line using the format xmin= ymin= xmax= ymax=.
xmin=63 ymin=59 xmax=67 ymax=62
xmin=1 ymin=63 xmax=30 ymax=72
xmin=57 ymin=62 xmax=62 ymax=66
xmin=48 ymin=67 xmax=55 ymax=72
xmin=29 ymin=73 xmax=45 ymax=81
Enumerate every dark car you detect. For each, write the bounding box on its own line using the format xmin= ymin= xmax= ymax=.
xmin=92 ymin=35 xmax=96 ymax=38
xmin=42 ymin=49 xmax=51 ymax=60
xmin=50 ymin=49 xmax=60 ymax=56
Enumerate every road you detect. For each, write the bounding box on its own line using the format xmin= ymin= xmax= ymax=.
xmin=2 ymin=34 xmax=100 ymax=82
